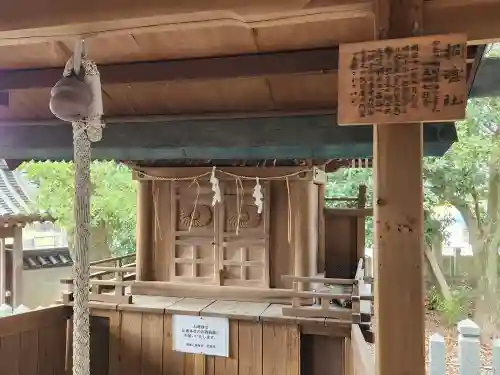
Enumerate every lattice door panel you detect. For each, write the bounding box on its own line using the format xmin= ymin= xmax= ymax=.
xmin=170 ymin=181 xmax=219 ymax=284
xmin=219 ymin=181 xmax=270 ymax=287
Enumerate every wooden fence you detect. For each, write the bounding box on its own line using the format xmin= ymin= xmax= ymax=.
xmin=0 ymin=305 xmax=70 ymax=375
xmin=429 ymin=319 xmax=500 ymax=375
xmin=61 ymin=252 xmax=136 ymax=304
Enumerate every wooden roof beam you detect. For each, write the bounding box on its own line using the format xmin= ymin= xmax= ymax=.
xmin=0 ymin=115 xmax=456 ymax=161
xmin=0 ymin=0 xmax=311 ymax=33
xmin=0 ymin=48 xmax=339 ymax=91
xmin=0 ymin=3 xmax=373 ymax=47
xmin=0 ymin=47 xmax=489 ymax=94
xmin=0 ymin=1 xmax=498 ymax=46
xmin=424 ymin=0 xmax=500 ymax=45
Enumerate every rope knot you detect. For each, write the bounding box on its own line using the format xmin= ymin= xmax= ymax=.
xmin=73 ymin=120 xmax=105 ymax=143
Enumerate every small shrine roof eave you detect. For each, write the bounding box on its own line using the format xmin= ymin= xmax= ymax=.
xmin=0 ymin=161 xmax=54 ymax=228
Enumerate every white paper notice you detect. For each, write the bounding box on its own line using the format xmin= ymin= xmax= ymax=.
xmin=172 ymin=315 xmax=229 ymax=357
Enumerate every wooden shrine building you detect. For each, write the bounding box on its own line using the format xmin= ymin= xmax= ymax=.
xmin=0 ymin=1 xmax=500 ymax=375
xmin=0 ymin=160 xmax=53 ymax=307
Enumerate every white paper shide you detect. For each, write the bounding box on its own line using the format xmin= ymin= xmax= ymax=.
xmin=172 ymin=315 xmax=229 ymax=357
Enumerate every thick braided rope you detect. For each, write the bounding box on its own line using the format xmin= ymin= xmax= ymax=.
xmin=65 ymin=57 xmax=103 ymax=375
xmin=72 ymin=121 xmax=91 ymax=375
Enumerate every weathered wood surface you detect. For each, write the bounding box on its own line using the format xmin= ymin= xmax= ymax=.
xmin=0 ymin=48 xmax=340 ymax=91
xmin=86 ymin=305 xmax=349 ymax=375
xmin=0 ymin=306 xmax=70 ymax=375
xmin=88 ymin=296 xmax=354 ymax=337
xmin=0 ymin=116 xmax=457 ymax=161
xmin=351 ymin=324 xmax=374 ymax=375
xmin=372 ymin=1 xmax=427 ymax=375
xmin=339 ymin=34 xmax=467 ymax=125
xmin=88 ymin=307 xmax=306 ymax=375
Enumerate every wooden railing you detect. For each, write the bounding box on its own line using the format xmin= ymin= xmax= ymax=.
xmin=351 ymin=324 xmax=375 ymax=375
xmin=280 ymin=274 xmax=373 ymax=324
xmin=0 ymin=305 xmax=70 ymax=375
xmin=280 ymin=258 xmax=374 ymax=326
xmin=61 ymin=252 xmax=136 ymax=304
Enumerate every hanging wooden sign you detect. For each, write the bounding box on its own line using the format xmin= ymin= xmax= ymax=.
xmin=338 ymin=33 xmax=467 ymax=126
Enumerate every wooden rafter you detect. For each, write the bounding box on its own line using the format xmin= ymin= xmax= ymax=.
xmin=0 ymin=0 xmax=498 ymax=47
xmin=0 ymin=3 xmax=373 ymax=46
xmin=0 ymin=116 xmax=456 ymax=161
xmin=0 ymin=48 xmax=338 ymax=91
xmin=0 ymin=46 xmax=488 ymax=93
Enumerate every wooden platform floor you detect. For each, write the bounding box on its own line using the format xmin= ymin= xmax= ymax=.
xmin=84 ymin=295 xmax=352 ymax=337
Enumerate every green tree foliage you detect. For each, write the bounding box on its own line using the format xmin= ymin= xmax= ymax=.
xmin=326 ymin=168 xmax=374 ymax=246
xmin=326 ymin=167 xmax=450 ymax=247
xmin=326 ymin=97 xmax=500 ymax=336
xmin=19 ymin=161 xmax=137 ymax=256
xmin=424 ymin=97 xmax=500 ymax=338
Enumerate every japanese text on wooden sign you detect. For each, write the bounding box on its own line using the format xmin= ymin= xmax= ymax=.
xmin=338 ymin=34 xmax=467 ymax=125
xmin=172 ymin=315 xmax=229 ymax=357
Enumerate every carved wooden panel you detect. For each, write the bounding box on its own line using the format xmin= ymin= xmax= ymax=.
xmin=220 ymin=181 xmax=270 ymax=287
xmin=170 ymin=181 xmax=219 ymax=284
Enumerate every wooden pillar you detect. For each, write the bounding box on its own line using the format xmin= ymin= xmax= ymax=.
xmin=373 ymin=1 xmax=425 ymax=375
xmin=317 ymin=167 xmax=326 ymax=273
xmin=307 ymin=181 xmax=319 ymax=278
xmin=0 ymin=238 xmax=5 ymax=305
xmin=292 ymin=181 xmax=309 ymax=281
xmin=12 ymin=226 xmax=23 ymax=307
xmin=356 ymin=185 xmax=367 ymax=264
xmin=374 ymin=125 xmax=425 ymax=375
xmin=136 ymin=179 xmax=154 ymax=281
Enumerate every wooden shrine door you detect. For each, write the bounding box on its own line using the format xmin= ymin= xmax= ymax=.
xmin=170 ymin=180 xmax=270 ymax=287
xmin=170 ymin=180 xmax=219 ymax=284
xmin=220 ymin=181 xmax=270 ymax=287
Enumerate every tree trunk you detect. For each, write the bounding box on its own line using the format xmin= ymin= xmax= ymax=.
xmin=68 ymin=221 xmax=112 ymax=262
xmin=89 ymin=221 xmax=112 ymax=262
xmin=425 ymin=243 xmax=452 ymax=302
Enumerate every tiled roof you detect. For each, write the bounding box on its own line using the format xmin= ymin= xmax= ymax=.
xmin=21 ymin=247 xmax=73 ymax=270
xmin=0 ymin=160 xmax=52 ymax=227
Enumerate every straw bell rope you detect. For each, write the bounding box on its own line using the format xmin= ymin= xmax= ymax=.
xmin=286 ymin=177 xmax=292 ymax=243
xmin=187 ymin=179 xmax=201 ymax=232
xmin=68 ymin=58 xmax=104 ymax=375
xmin=153 ymin=187 xmax=162 ymax=241
xmin=49 ymin=40 xmax=104 ymax=375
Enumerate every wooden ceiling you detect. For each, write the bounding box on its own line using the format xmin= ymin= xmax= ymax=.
xmin=0 ymin=0 xmax=497 ymax=121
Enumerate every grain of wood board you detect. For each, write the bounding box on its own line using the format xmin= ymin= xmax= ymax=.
xmin=200 ymin=300 xmax=270 ymax=321
xmin=338 ymin=33 xmax=467 ymax=125
xmin=0 ymin=334 xmax=20 ymax=375
xmin=20 ymin=330 xmax=39 ymax=375
xmin=214 ymin=320 xmax=239 ymax=375
xmin=108 ymin=312 xmax=121 ymax=375
xmin=119 ymin=295 xmax=181 ymax=313
xmin=238 ymin=321 xmax=263 ymax=375
xmin=163 ymin=314 xmax=185 ymax=375
xmin=262 ymin=322 xmax=300 ymax=375
xmin=165 ymin=298 xmax=215 ymax=315
xmin=120 ymin=312 xmax=143 ymax=375
xmin=141 ymin=313 xmax=164 ymax=375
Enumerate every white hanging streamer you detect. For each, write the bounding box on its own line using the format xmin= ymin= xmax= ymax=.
xmin=253 ymin=177 xmax=263 ymax=214
xmin=210 ymin=166 xmax=221 ymax=206
xmin=135 ymin=166 xmax=314 ymax=245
